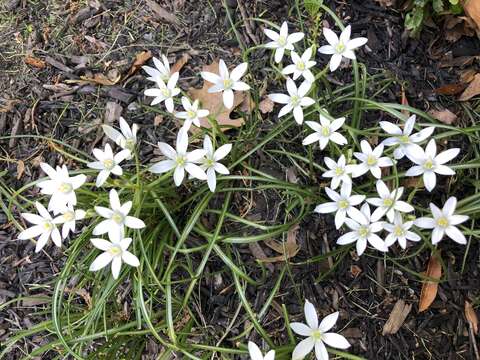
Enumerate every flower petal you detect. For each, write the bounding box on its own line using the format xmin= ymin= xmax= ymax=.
xmin=322 ymin=332 xmax=351 ymax=349
xmin=292 ymin=337 xmax=315 ymax=360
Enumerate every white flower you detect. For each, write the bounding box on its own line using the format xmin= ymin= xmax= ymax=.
xmin=143 ymin=55 xmax=171 ymax=83
xmin=380 ymin=115 xmax=434 ymax=160
xmin=102 ymin=117 xmax=138 ymax=158
xmin=383 ymin=212 xmax=420 ymax=249
xmin=149 ymin=128 xmax=207 ymax=186
xmin=322 ymin=155 xmax=353 ymax=190
xmin=268 ymin=78 xmax=315 ymax=125
xmin=200 ymin=60 xmax=250 ymax=109
xmin=175 ymin=96 xmax=209 ymax=130
xmin=366 ymin=180 xmax=414 ymax=222
xmin=351 ymin=140 xmax=393 ymax=179
xmin=89 ymin=235 xmax=140 ymax=279
xmin=290 ymin=300 xmax=350 ymax=360
xmin=405 ymin=139 xmax=460 ymax=192
xmin=18 ymin=202 xmax=62 ymax=253
xmin=248 ymin=341 xmax=275 ymax=360
xmin=144 ymin=72 xmax=180 ymax=113
xmin=303 ymin=114 xmax=347 ymax=150
xmin=337 ymin=203 xmax=387 ymax=255
xmin=282 ymin=47 xmax=316 ymax=83
xmin=318 ymin=25 xmax=368 ymax=72
xmin=200 ymin=135 xmax=231 ymax=192
xmin=87 ymin=144 xmax=130 ymax=187
xmin=93 ymin=189 xmax=146 ymax=241
xmin=415 ymin=196 xmax=469 ymax=245
xmin=37 ymin=163 xmax=86 ymax=214
xmin=263 ymin=21 xmax=304 ymax=63
xmin=52 ymin=204 xmax=86 ymax=239
xmin=314 ymin=181 xmax=365 ymax=229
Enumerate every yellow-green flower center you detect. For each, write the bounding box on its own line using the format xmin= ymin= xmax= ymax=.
xmin=58 ymin=182 xmax=73 ymax=193
xmin=63 ymin=211 xmax=75 ymax=222
xmin=335 ymin=42 xmax=346 ymax=53
xmin=290 ymin=95 xmax=300 ymax=107
xmin=338 ymin=199 xmax=349 ymax=209
xmin=321 ymin=126 xmax=330 ymax=137
xmin=43 ymin=221 xmax=53 ymax=231
xmin=111 ymin=211 xmax=124 ymax=224
xmin=205 ymin=158 xmax=215 ymax=168
xmin=335 ymin=167 xmax=344 ymax=176
xmin=223 ymin=79 xmax=233 ymax=89
xmin=399 ymin=135 xmax=410 ymax=144
xmin=394 ymin=225 xmax=405 ymax=237
xmin=424 ymin=159 xmax=434 ymax=170
xmin=176 ymin=155 xmax=186 ymax=167
xmin=437 ymin=216 xmax=449 ymax=228
xmin=297 ymin=60 xmax=306 ymax=71
xmin=103 ymin=159 xmax=115 ymax=170
xmin=367 ymin=155 xmax=377 ymax=166
xmin=125 ymin=138 xmax=135 ymax=151
xmin=311 ymin=330 xmax=323 ymax=340
xmin=277 ymin=35 xmax=287 ymax=46
xmin=108 ymin=245 xmax=122 ymax=257
xmin=161 ymin=88 xmax=171 ymax=97
xmin=187 ymin=110 xmax=196 ymax=119
xmin=358 ymin=226 xmax=369 ymax=238
xmin=383 ymin=198 xmax=394 ymax=207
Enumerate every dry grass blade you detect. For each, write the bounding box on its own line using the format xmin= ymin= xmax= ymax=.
xmin=418 ymin=253 xmax=442 ymax=312
xmin=465 ymin=301 xmax=479 ymax=335
xmin=382 ymin=299 xmax=412 ymax=335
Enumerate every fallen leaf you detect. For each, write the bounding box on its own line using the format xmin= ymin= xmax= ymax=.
xmin=16 ymin=160 xmax=25 ymax=180
xmin=104 ymin=101 xmax=123 ymax=125
xmin=248 ymin=242 xmax=275 ymax=272
xmin=465 ymin=301 xmax=478 ymax=335
xmin=428 ymin=109 xmax=457 ymax=125
xmin=67 ymin=73 xmax=121 ymax=86
xmin=350 ymin=265 xmax=362 ymax=277
xmin=259 ymin=97 xmax=274 ymax=113
xmin=418 ymin=253 xmax=442 ymax=312
xmin=459 ymin=73 xmax=480 ymax=101
xmin=262 ymin=224 xmax=300 ymax=262
xmin=382 ymin=299 xmax=412 ymax=335
xmin=64 ymin=287 xmax=93 ymax=310
xmin=170 ymin=53 xmax=190 ymax=74
xmin=154 ymin=114 xmax=164 ymax=126
xmin=374 ymin=0 xmax=395 ymax=6
xmin=124 ymin=50 xmax=152 ymax=79
xmin=188 ymin=61 xmax=249 ymax=130
xmin=463 ymin=0 xmax=480 ymax=33
xmin=145 ymin=0 xmax=179 ymax=25
xmin=25 ymin=55 xmax=46 ymax=69
xmin=434 ymin=83 xmax=467 ymax=95
xmin=460 ymin=68 xmax=478 ymax=83
xmin=0 ymin=99 xmax=20 ymax=113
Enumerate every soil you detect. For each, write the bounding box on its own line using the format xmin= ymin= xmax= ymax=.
xmin=1 ymin=0 xmax=479 ymax=359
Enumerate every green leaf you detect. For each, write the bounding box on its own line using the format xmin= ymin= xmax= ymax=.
xmin=304 ymin=0 xmax=323 ymax=17
xmin=405 ymin=6 xmax=424 ymax=32
xmin=433 ymin=0 xmax=444 ymax=12
xmin=449 ymin=0 xmax=459 ymax=4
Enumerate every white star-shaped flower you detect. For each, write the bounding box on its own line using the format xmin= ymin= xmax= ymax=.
xmin=89 ymin=235 xmax=140 ymax=279
xmin=248 ymin=341 xmax=275 ymax=360
xmin=337 ymin=203 xmax=387 ymax=255
xmin=405 ymin=139 xmax=460 ymax=192
xmin=18 ymin=202 xmax=62 ymax=253
xmin=52 ymin=204 xmax=86 ymax=239
xmin=263 ymin=21 xmax=304 ymax=63
xmin=290 ymin=300 xmax=350 ymax=360
xmin=318 ymin=25 xmax=368 ymax=72
xmin=87 ymin=144 xmax=130 ymax=187
xmin=282 ymin=47 xmax=316 ymax=83
xmin=175 ymin=96 xmax=210 ymax=130
xmin=200 ymin=135 xmax=231 ymax=192
xmin=37 ymin=163 xmax=86 ymax=214
xmin=380 ymin=115 xmax=435 ymax=160
xmin=322 ymin=155 xmax=353 ymax=190
xmin=383 ymin=212 xmax=420 ymax=249
xmin=102 ymin=117 xmax=138 ymax=159
xmin=93 ymin=189 xmax=146 ymax=241
xmin=143 ymin=55 xmax=171 ymax=83
xmin=149 ymin=128 xmax=207 ymax=186
xmin=303 ymin=114 xmax=347 ymax=150
xmin=268 ymin=78 xmax=315 ymax=125
xmin=144 ymin=72 xmax=180 ymax=113
xmin=415 ymin=196 xmax=469 ymax=245
xmin=314 ymin=181 xmax=365 ymax=229
xmin=200 ymin=60 xmax=250 ymax=109
xmin=351 ymin=140 xmax=393 ymax=179
xmin=366 ymin=180 xmax=414 ymax=222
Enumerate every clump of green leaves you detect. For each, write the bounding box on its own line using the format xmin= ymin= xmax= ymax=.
xmin=406 ymin=0 xmax=463 ymax=36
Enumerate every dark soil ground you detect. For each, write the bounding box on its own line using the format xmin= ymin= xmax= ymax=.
xmin=1 ymin=0 xmax=480 ymax=359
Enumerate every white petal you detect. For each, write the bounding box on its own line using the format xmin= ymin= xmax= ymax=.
xmin=445 ymin=226 xmax=466 ymax=245
xmin=201 ymin=71 xmax=221 ymax=85
xmin=223 ymin=89 xmax=234 ymax=109
xmin=415 ymin=217 xmax=436 ymax=229
xmin=206 ymin=168 xmax=217 ymax=192
xmin=230 ymin=62 xmax=248 ymax=81
xmin=214 ymin=144 xmax=232 ymax=161
xmin=89 ymin=252 xmax=113 ymax=271
xmin=304 ymin=300 xmax=319 ymax=329
xmin=292 ymin=337 xmax=315 ymax=360
xmin=90 ymin=238 xmax=112 ymax=251
xmin=125 ymin=216 xmax=145 ymax=229
xmin=423 ymin=171 xmax=436 ymax=192
xmin=248 ymin=341 xmax=264 ymax=360
xmin=314 ymin=341 xmax=329 ymax=360
xmin=93 ymin=219 xmax=112 ymax=235
xmin=323 ymin=27 xmax=339 ymax=46
xmin=346 ymin=37 xmax=368 ymax=50
xmin=314 ymin=202 xmax=337 ymax=214
xmin=111 ymin=256 xmax=122 ymax=279
xmin=379 ymin=121 xmax=402 ymax=135
xmin=95 ymin=170 xmax=110 ymax=187
xmin=95 ymin=206 xmax=113 ymax=219
xmin=268 ymin=93 xmax=290 ymax=104
xmin=329 ymin=53 xmax=342 ymax=72
xmin=435 ymin=148 xmax=460 ymax=165
xmin=290 ymin=322 xmax=312 ymax=336
xmin=122 ymin=251 xmax=140 ymax=267
xmin=322 ymin=332 xmax=351 ymax=349
xmin=150 ymin=160 xmax=176 ymax=174
xmin=318 ymin=45 xmax=335 ymax=55
xmin=18 ymin=225 xmax=44 ymax=240
xmin=185 ymin=163 xmax=207 ymax=180
xmin=319 ymin=311 xmax=339 ymax=332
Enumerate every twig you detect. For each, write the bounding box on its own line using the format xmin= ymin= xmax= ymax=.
xmin=237 ymin=0 xmax=259 ymax=45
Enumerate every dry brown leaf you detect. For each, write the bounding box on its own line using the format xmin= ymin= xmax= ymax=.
xmin=460 ymin=68 xmax=478 ymax=83
xmin=428 ymin=109 xmax=457 ymax=125
xmin=262 ymin=224 xmax=299 ymax=263
xmin=67 ymin=73 xmax=121 ymax=86
xmin=259 ymin=97 xmax=274 ymax=114
xmin=16 ymin=160 xmax=25 ymax=180
xmin=154 ymin=114 xmax=164 ymax=126
xmin=64 ymin=287 xmax=93 ymax=310
xmin=459 ymin=73 xmax=480 ymax=101
xmin=382 ymin=299 xmax=412 ymax=335
xmin=170 ymin=53 xmax=190 ymax=74
xmin=465 ymin=301 xmax=479 ymax=335
xmin=188 ymin=61 xmax=249 ymax=130
xmin=25 ymin=55 xmax=46 ymax=69
xmin=374 ymin=0 xmax=395 ymax=6
xmin=463 ymin=0 xmax=480 ymax=33
xmin=124 ymin=50 xmax=152 ymax=79
xmin=145 ymin=0 xmax=179 ymax=25
xmin=350 ymin=265 xmax=362 ymax=277
xmin=418 ymin=253 xmax=442 ymax=312
xmin=0 ymin=99 xmax=20 ymax=113
xmin=248 ymin=242 xmax=275 ymax=272
xmin=434 ymin=83 xmax=467 ymax=95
